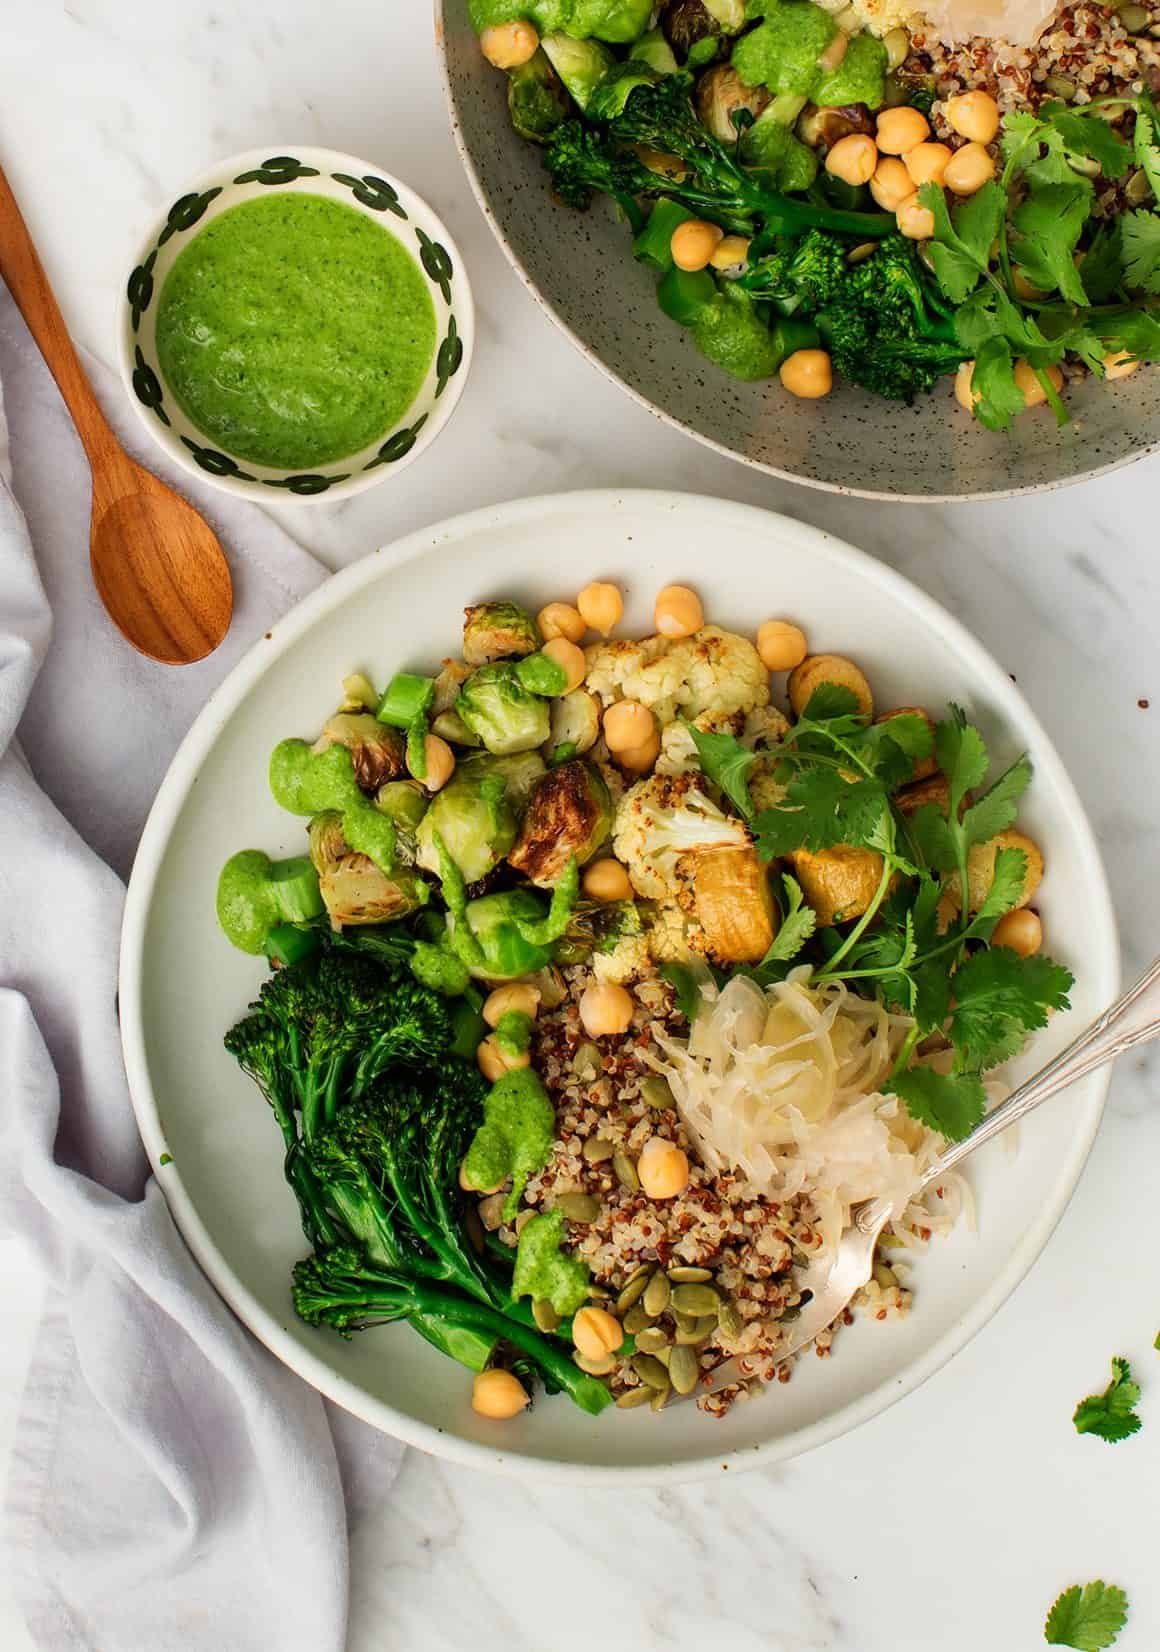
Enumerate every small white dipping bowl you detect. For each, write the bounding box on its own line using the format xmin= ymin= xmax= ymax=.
xmin=117 ymin=146 xmax=474 ymax=503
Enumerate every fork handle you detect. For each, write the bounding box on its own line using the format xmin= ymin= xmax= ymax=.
xmin=920 ymin=956 xmax=1160 ymax=1189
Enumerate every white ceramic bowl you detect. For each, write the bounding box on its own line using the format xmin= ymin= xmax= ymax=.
xmin=436 ymin=1 xmax=1160 ymax=501
xmin=118 ymin=146 xmax=473 ymax=503
xmin=119 ymin=491 xmax=1118 ymax=1482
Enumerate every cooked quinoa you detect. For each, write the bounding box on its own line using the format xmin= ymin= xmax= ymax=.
xmin=479 ymin=967 xmax=914 ymax=1418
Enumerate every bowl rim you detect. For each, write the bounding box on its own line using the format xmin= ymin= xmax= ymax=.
xmin=116 ymin=143 xmax=475 ymax=505
xmin=432 ymin=0 xmax=1160 ymax=505
xmin=119 ymin=489 xmax=1120 ymax=1483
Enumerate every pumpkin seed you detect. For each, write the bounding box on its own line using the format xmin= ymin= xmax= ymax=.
xmin=668 ymin=1342 xmax=701 ymax=1395
xmin=675 ymin=1315 xmax=718 ymax=1346
xmin=639 ymin=1076 xmax=674 ymax=1110
xmin=582 ymin=1135 xmax=614 ymax=1164
xmin=616 ymin=1268 xmax=654 ymax=1314
xmin=631 ymin=1353 xmax=670 ymax=1390
xmin=883 ymin=24 xmax=910 ymax=66
xmin=477 ymin=1192 xmax=507 ymax=1231
xmin=1045 ymin=72 xmax=1076 ymax=97
xmin=872 ymin=1262 xmax=897 ymax=1290
xmin=717 ymin=1300 xmax=744 ymax=1339
xmin=649 ymin=1382 xmax=671 ymax=1412
xmin=673 ymin=1311 xmax=699 ymax=1335
xmin=533 ymin=1298 xmax=561 ymax=1333
xmin=623 ymin=1302 xmax=656 ymax=1335
xmin=642 ymin=1271 xmax=671 ymax=1317
xmin=575 ymin=1350 xmax=618 ymax=1376
xmin=846 ymin=241 xmax=878 ymax=266
xmin=1118 ymin=0 xmax=1149 ymax=26
xmin=1126 ymin=167 xmax=1153 ymax=204
xmin=613 ymin=1151 xmax=640 ymax=1192
xmin=653 ymin=1344 xmax=672 ymax=1369
xmin=615 ymin=1386 xmax=652 ymax=1409
xmin=573 ymin=1041 xmax=603 ymax=1081
xmin=556 ymin=1192 xmax=600 ymax=1223
xmin=587 ymin=1283 xmax=613 ymax=1300
xmin=667 ymin=1265 xmax=712 ymax=1284
xmin=634 ymin=1325 xmax=672 ymax=1355
xmin=669 ymin=1282 xmax=720 ymax=1318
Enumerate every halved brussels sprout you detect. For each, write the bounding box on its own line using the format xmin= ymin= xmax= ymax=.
xmin=508 ymin=760 xmax=613 ymax=887
xmin=544 ymin=689 xmax=601 ymax=759
xmin=416 ymin=767 xmax=519 ymax=885
xmin=456 ymin=663 xmax=552 ymax=755
xmin=308 ymin=811 xmax=428 ymax=927
xmin=540 ymin=32 xmax=616 ymax=111
xmin=508 ymin=49 xmax=573 ymax=143
xmin=461 ymin=749 xmax=547 ymax=807
xmin=695 ymin=63 xmax=771 ymax=143
xmin=311 ymin=712 xmax=405 ymax=793
xmin=462 ymin=601 xmax=541 ymax=666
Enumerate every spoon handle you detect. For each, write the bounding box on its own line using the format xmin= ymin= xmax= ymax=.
xmin=0 ymin=161 xmax=120 ymax=471
xmin=922 ymin=956 xmax=1160 ymax=1186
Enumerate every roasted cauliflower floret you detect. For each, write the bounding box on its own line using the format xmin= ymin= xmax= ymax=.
xmin=612 ymin=772 xmax=752 ymax=900
xmin=743 ymin=704 xmax=790 ymax=748
xmin=592 ymin=932 xmax=652 ymax=985
xmin=656 ymin=710 xmax=744 ymax=776
xmin=586 ymin=626 xmax=770 ymax=729
xmin=646 ymin=900 xmax=693 ymax=963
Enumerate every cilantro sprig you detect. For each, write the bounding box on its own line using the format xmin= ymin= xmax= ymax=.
xmin=1073 ymin=1356 xmax=1143 ymax=1445
xmin=1045 ymin=1582 xmax=1129 ymax=1650
xmin=685 ymin=688 xmax=1074 ymax=1141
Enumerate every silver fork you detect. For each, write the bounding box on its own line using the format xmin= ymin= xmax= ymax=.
xmin=692 ymin=956 xmax=1160 ymax=1401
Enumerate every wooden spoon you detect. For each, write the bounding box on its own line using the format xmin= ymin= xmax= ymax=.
xmin=0 ymin=162 xmax=232 ymax=664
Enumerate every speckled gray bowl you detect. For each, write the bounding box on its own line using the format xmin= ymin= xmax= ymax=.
xmin=436 ymin=2 xmax=1160 ymax=500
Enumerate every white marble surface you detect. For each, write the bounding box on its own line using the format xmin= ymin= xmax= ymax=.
xmin=3 ymin=3 xmax=1160 ymax=1648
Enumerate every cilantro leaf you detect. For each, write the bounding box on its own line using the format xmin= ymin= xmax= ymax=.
xmin=800 ymin=683 xmax=862 ymax=723
xmin=961 ymin=754 xmax=1032 ymax=848
xmin=889 ymin=1066 xmax=987 ymax=1141
xmin=1080 ymin=222 xmax=1126 ymax=305
xmin=1096 ymin=305 xmax=1160 ymax=362
xmin=660 ymin=961 xmax=708 ymax=1023
xmin=686 ymin=723 xmax=756 ymax=822
xmin=1072 ymin=1356 xmax=1143 ymax=1444
xmin=908 ymin=800 xmax=956 ymax=874
xmin=971 ymin=845 xmax=1030 ymax=923
xmin=1011 ymin=180 xmax=1092 ymax=304
xmin=748 ymin=875 xmax=817 ymax=982
xmin=1045 ymin=1582 xmax=1129 ymax=1650
xmin=970 ymin=335 xmax=1028 ymax=432
xmin=1121 ymin=209 xmax=1160 ymax=295
xmin=1040 ymin=102 xmax=1133 ymax=178
xmin=947 ymin=946 xmax=1073 ymax=1071
xmin=935 ymin=709 xmax=989 ymax=813
xmin=1133 ymin=96 xmax=1160 ymax=201
xmin=920 ymin=180 xmax=1003 ymax=303
xmin=753 ymin=768 xmax=892 ymax=859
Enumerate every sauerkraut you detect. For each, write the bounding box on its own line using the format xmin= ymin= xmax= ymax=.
xmin=656 ymin=971 xmax=972 ymax=1258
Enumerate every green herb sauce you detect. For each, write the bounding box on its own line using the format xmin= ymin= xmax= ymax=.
xmin=155 ymin=194 xmax=436 ymax=469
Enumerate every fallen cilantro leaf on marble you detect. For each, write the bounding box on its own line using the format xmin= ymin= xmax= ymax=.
xmin=1072 ymin=1356 xmax=1142 ymax=1444
xmin=1044 ymin=1581 xmax=1128 ymax=1650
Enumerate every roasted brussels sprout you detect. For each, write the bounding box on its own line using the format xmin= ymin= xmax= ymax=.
xmin=308 ymin=811 xmax=429 ymax=927
xmin=797 ymin=101 xmax=877 ymax=150
xmin=695 ymin=63 xmax=771 ymax=144
xmin=462 ymin=600 xmax=541 ymax=666
xmin=508 ymin=49 xmax=573 ymax=143
xmin=311 ymin=712 xmax=404 ymax=793
xmin=456 ymin=663 xmax=552 ymax=755
xmin=460 ymin=889 xmax=558 ymax=981
xmin=508 ymin=760 xmax=613 ymax=886
xmin=541 ymin=32 xmax=616 ymax=111
xmin=375 ymin=779 xmax=429 ymax=832
xmin=416 ymin=764 xmax=519 ymax=884
xmin=662 ymin=0 xmax=743 ymax=63
xmin=629 ymin=24 xmax=679 ymax=74
xmin=432 ymin=658 xmax=472 ymax=714
xmin=464 ymin=749 xmax=547 ymax=807
xmin=544 ymin=689 xmax=601 ymax=758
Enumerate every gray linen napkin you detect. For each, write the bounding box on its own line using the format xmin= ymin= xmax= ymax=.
xmin=0 ymin=288 xmax=401 ymax=1651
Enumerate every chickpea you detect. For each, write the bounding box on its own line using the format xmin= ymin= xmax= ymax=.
xmin=671 ymin=219 xmax=725 ymax=272
xmin=603 ymin=698 xmax=656 ymax=752
xmin=825 ymin=133 xmax=878 ymax=187
xmin=616 ymin=729 xmax=661 ymax=773
xmin=870 ymin=156 xmax=914 ymax=212
xmin=483 ymin=982 xmax=541 ymax=1026
xmin=779 ymin=348 xmax=832 ymax=399
xmin=954 ymin=359 xmax=980 ymax=412
xmin=875 ymin=105 xmax=930 ymax=154
xmin=1013 ymin=268 xmax=1047 ymax=301
xmin=537 ymin=601 xmax=585 ymax=643
xmin=905 ymin=141 xmax=952 ymax=187
xmin=542 ymin=636 xmax=586 ymax=692
xmin=579 ymin=980 xmax=634 ymax=1038
xmin=945 ymin=90 xmax=1000 ymax=145
xmin=572 ymin=1305 xmax=624 ymax=1361
xmin=471 ymin=1368 xmax=530 ymax=1420
xmin=476 ymin=1034 xmax=530 ymax=1083
xmin=413 ymin=733 xmax=455 ymax=792
xmin=637 ymin=1136 xmax=690 ymax=1200
xmin=576 ymin=581 xmax=623 ymax=637
xmin=1104 ymin=351 xmax=1140 ymax=381
xmin=992 ymin=908 xmax=1043 ymax=957
xmin=654 ymin=583 xmax=704 ymax=638
xmin=756 ymin=619 xmax=808 ymax=672
xmin=479 ymin=20 xmax=539 ymax=69
xmin=710 ymin=234 xmax=751 ymax=271
xmin=1013 ymin=359 xmax=1064 ymax=409
xmin=943 ymin=141 xmax=995 ymax=196
xmin=582 ymin=858 xmax=634 ymax=902
xmin=896 ymin=190 xmax=936 ymax=240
